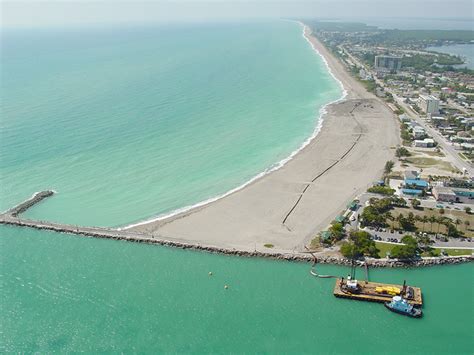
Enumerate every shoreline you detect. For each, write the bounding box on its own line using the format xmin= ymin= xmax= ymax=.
xmin=126 ymin=23 xmax=400 ymax=253
xmin=5 ymin=22 xmax=457 ymax=267
xmin=120 ymin=22 xmax=346 ymax=231
xmin=1 ymin=218 xmax=472 ymax=268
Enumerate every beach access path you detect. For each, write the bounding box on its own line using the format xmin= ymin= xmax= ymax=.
xmin=127 ymin=26 xmax=400 ymax=253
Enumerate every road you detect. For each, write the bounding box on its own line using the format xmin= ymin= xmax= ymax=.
xmin=340 ymin=45 xmax=473 ymax=176
xmin=392 ymin=95 xmax=473 ymax=175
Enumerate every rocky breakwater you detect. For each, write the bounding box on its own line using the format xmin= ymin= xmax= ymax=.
xmin=5 ymin=190 xmax=55 ymax=217
xmin=0 ymin=202 xmax=471 ymax=268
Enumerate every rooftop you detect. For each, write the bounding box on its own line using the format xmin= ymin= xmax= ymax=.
xmin=405 ymin=179 xmax=429 ymax=188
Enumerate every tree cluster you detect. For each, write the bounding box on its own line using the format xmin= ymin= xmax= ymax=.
xmin=340 ymin=231 xmax=380 ymax=260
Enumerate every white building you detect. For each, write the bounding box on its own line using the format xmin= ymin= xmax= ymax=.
xmin=432 ymin=186 xmax=457 ymax=203
xmin=412 ymin=126 xmax=426 ymax=139
xmin=418 ymin=95 xmax=440 ymax=114
xmin=414 ymin=138 xmax=435 ymax=148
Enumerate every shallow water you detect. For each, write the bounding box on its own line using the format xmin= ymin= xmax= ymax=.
xmin=1 ymin=226 xmax=472 ymax=353
xmin=1 ymin=21 xmax=340 ymax=227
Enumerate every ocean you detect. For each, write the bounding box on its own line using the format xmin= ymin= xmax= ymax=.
xmin=1 ymin=21 xmax=341 ymax=228
xmin=1 ymin=226 xmax=472 ymax=353
xmin=1 ymin=20 xmax=472 ymax=352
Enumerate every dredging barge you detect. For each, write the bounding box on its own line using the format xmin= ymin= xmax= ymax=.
xmin=333 ymin=278 xmax=423 ymax=306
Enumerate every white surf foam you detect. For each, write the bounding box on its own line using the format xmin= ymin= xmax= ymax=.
xmin=118 ymin=22 xmax=347 ymax=231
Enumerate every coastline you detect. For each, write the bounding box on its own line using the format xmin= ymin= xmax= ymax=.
xmin=7 ymin=23 xmax=464 ymax=267
xmin=1 ymin=219 xmax=472 ymax=267
xmin=119 ymin=23 xmax=346 ymax=231
xmin=127 ymin=23 xmax=400 ymax=253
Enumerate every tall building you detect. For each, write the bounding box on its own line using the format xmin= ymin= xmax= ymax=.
xmin=374 ymin=55 xmax=403 ymax=72
xmin=418 ymin=95 xmax=440 ymax=114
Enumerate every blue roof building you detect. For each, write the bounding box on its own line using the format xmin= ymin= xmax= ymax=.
xmin=404 ymin=179 xmax=429 ymax=190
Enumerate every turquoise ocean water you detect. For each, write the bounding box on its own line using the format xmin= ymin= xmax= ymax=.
xmin=1 ymin=21 xmax=340 ymax=227
xmin=1 ymin=226 xmax=473 ymax=353
xmin=1 ymin=20 xmax=473 ymax=352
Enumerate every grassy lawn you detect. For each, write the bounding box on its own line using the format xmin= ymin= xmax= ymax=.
xmin=390 ymin=207 xmax=474 ymax=238
xmin=309 ymin=236 xmax=323 ymax=251
xmin=376 ymin=242 xmax=395 ymax=258
xmin=375 ymin=242 xmax=473 ymax=258
xmin=418 ymin=150 xmax=445 ymax=157
xmin=405 ymin=157 xmax=459 ymax=173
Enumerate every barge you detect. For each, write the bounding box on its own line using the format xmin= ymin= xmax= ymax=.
xmin=333 ymin=278 xmax=423 ymax=306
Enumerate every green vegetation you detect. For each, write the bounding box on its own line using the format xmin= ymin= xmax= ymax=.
xmin=360 ymin=197 xmax=407 ymax=228
xmin=400 ymin=123 xmax=413 ymax=145
xmin=402 ymin=53 xmax=464 ymax=72
xmin=390 ymin=235 xmax=418 ymax=259
xmin=375 ymin=242 xmax=472 ymax=258
xmin=360 ymin=79 xmax=377 ymax=93
xmin=391 ymin=212 xmax=417 ymax=232
xmin=367 ymin=186 xmax=395 ymax=195
xmin=377 ymin=29 xmax=474 ymax=42
xmin=263 ymin=243 xmax=274 ymax=248
xmin=405 ymin=157 xmax=459 ymax=173
xmin=308 ymin=21 xmax=378 ymax=32
xmin=387 ymin=207 xmax=473 ymax=238
xmin=320 ymin=222 xmax=346 ymax=246
xmin=395 ymin=147 xmax=411 ymax=158
xmin=340 ymin=231 xmax=379 ymax=259
xmin=411 ymin=198 xmax=421 ymax=209
xmin=384 ymin=160 xmax=394 ymax=176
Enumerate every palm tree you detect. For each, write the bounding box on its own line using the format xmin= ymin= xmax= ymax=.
xmin=437 ymin=216 xmax=448 ymax=236
xmin=422 ymin=216 xmax=429 ymax=233
xmin=429 ymin=215 xmax=437 ymax=233
xmin=384 ymin=160 xmax=394 ymax=176
xmin=414 ymin=215 xmax=421 ymax=231
xmin=455 ymin=219 xmax=462 ymax=235
xmin=397 ymin=213 xmax=404 ymax=230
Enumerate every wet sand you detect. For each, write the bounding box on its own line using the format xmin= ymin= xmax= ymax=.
xmin=128 ymin=25 xmax=400 ymax=253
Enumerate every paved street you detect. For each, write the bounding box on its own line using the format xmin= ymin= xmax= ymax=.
xmin=341 ymin=44 xmax=473 ymax=176
xmin=393 ymin=95 xmax=473 ymax=175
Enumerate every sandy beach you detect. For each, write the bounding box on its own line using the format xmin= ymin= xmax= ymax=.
xmin=128 ymin=25 xmax=400 ymax=253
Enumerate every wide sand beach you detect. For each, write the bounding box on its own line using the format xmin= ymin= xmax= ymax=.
xmin=128 ymin=25 xmax=400 ymax=253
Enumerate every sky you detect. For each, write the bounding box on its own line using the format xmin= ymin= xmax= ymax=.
xmin=1 ymin=0 xmax=473 ymax=28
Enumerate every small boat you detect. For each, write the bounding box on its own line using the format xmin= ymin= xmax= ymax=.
xmin=384 ymin=296 xmax=422 ymax=318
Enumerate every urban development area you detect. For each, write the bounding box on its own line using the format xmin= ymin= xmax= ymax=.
xmin=306 ymin=21 xmax=473 ymax=262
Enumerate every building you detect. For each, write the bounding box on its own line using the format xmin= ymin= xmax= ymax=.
xmin=374 ymin=55 xmax=403 ymax=73
xmin=452 ymin=188 xmax=474 ymax=203
xmin=418 ymin=95 xmax=440 ymax=114
xmin=414 ymin=138 xmax=435 ymax=148
xmin=432 ymin=186 xmax=458 ymax=202
xmin=404 ymin=179 xmax=429 ymax=190
xmin=412 ymin=126 xmax=426 ymax=139
xmin=399 ymin=114 xmax=410 ymax=123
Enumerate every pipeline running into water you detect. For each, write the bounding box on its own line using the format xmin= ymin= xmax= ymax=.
xmin=306 ymin=247 xmax=340 ymax=279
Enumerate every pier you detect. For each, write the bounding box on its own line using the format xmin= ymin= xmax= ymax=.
xmin=333 ymin=279 xmax=423 ymax=306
